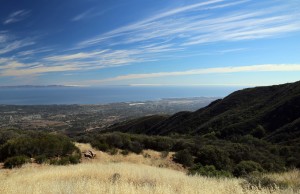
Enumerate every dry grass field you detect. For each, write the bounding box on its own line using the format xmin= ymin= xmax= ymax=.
xmin=0 ymin=143 xmax=299 ymax=194
xmin=1 ymin=162 xmax=299 ymax=194
xmin=76 ymin=143 xmax=185 ymax=172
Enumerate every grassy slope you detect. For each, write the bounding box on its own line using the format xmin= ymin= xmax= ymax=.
xmin=1 ymin=162 xmax=298 ymax=194
xmin=0 ymin=143 xmax=299 ymax=194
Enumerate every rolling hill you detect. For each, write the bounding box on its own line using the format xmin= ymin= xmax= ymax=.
xmin=106 ymin=81 xmax=300 ymax=144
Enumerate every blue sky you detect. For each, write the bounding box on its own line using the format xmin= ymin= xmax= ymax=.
xmin=0 ymin=0 xmax=300 ymax=86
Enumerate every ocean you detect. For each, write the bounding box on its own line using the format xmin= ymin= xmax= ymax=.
xmin=0 ymin=86 xmax=245 ymax=105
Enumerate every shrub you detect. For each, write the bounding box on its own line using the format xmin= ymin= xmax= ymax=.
xmin=106 ymin=134 xmax=124 ymax=148
xmin=251 ymin=125 xmax=266 ymax=138
xmin=108 ymin=148 xmax=118 ymax=155
xmin=35 ymin=155 xmax=48 ymax=164
xmin=234 ymin=160 xmax=264 ymax=177
xmin=129 ymin=141 xmax=143 ymax=154
xmin=58 ymin=157 xmax=71 ymax=165
xmin=4 ymin=155 xmax=30 ymax=169
xmin=160 ymin=151 xmax=169 ymax=158
xmin=173 ymin=149 xmax=193 ymax=167
xmin=189 ymin=164 xmax=232 ymax=178
xmin=49 ymin=158 xmax=59 ymax=165
xmin=69 ymin=155 xmax=81 ymax=164
xmin=242 ymin=174 xmax=289 ymax=190
xmin=0 ymin=133 xmax=79 ymax=161
xmin=121 ymin=150 xmax=129 ymax=156
xmin=91 ymin=141 xmax=109 ymax=152
xmin=195 ymin=146 xmax=232 ymax=171
xmin=49 ymin=155 xmax=80 ymax=165
xmin=50 ymin=157 xmax=70 ymax=165
xmin=286 ymin=157 xmax=298 ymax=168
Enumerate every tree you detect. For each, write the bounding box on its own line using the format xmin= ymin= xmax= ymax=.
xmin=173 ymin=149 xmax=193 ymax=167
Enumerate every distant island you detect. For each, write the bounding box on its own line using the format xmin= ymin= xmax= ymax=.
xmin=0 ymin=85 xmax=73 ymax=88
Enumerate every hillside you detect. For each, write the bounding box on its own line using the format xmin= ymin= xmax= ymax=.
xmin=106 ymin=81 xmax=300 ymax=143
xmin=1 ymin=155 xmax=299 ymax=194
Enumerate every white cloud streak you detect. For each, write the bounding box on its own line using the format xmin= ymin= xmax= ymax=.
xmin=71 ymin=7 xmax=114 ymax=22
xmin=17 ymin=48 xmax=54 ymax=56
xmin=87 ymin=64 xmax=300 ymax=83
xmin=0 ymin=40 xmax=35 ymax=55
xmin=43 ymin=44 xmax=182 ymax=69
xmin=3 ymin=10 xmax=31 ymax=25
xmin=0 ymin=58 xmax=79 ymax=77
xmin=77 ymin=1 xmax=300 ymax=49
xmin=72 ymin=9 xmax=93 ymax=21
xmin=0 ymin=31 xmax=36 ymax=55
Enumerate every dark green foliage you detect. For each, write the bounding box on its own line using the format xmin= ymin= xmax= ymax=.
xmin=173 ymin=149 xmax=193 ymax=167
xmin=0 ymin=132 xmax=78 ymax=161
xmin=195 ymin=145 xmax=232 ymax=171
xmin=0 ymin=131 xmax=81 ymax=166
xmin=106 ymin=81 xmax=300 ymax=145
xmin=91 ymin=140 xmax=109 ymax=152
xmin=129 ymin=141 xmax=143 ymax=154
xmin=234 ymin=161 xmax=264 ymax=177
xmin=74 ymin=131 xmax=297 ymax=177
xmin=120 ymin=149 xmax=129 ymax=156
xmin=49 ymin=155 xmax=81 ymax=165
xmin=4 ymin=155 xmax=30 ymax=169
xmin=107 ymin=115 xmax=168 ymax=134
xmin=147 ymin=138 xmax=173 ymax=151
xmin=286 ymin=157 xmax=298 ymax=168
xmin=242 ymin=174 xmax=289 ymax=190
xmin=251 ymin=125 xmax=266 ymax=138
xmin=0 ymin=129 xmax=21 ymax=145
xmin=35 ymin=155 xmax=48 ymax=164
xmin=108 ymin=148 xmax=118 ymax=155
xmin=189 ymin=164 xmax=232 ymax=178
xmin=68 ymin=155 xmax=81 ymax=164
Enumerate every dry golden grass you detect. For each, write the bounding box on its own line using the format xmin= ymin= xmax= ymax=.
xmin=76 ymin=142 xmax=185 ymax=172
xmin=0 ymin=143 xmax=298 ymax=194
xmin=264 ymin=169 xmax=300 ymax=190
xmin=1 ymin=162 xmax=297 ymax=194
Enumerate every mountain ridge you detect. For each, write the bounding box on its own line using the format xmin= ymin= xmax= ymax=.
xmin=106 ymin=81 xmax=300 ymax=143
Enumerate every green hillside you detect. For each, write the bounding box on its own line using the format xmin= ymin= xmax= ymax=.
xmin=106 ymin=81 xmax=300 ymax=144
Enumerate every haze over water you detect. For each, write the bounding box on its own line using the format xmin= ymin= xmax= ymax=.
xmin=0 ymin=86 xmax=243 ymax=105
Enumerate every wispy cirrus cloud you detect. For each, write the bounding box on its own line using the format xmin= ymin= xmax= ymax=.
xmin=77 ymin=0 xmax=227 ymax=47
xmin=0 ymin=32 xmax=10 ymax=43
xmin=1 ymin=0 xmax=300 ymax=82
xmin=17 ymin=48 xmax=54 ymax=57
xmin=33 ymin=0 xmax=300 ymax=78
xmin=0 ymin=57 xmax=80 ymax=77
xmin=44 ymin=43 xmax=181 ymax=69
xmin=72 ymin=9 xmax=94 ymax=21
xmin=36 ymin=0 xmax=296 ymax=76
xmin=83 ymin=64 xmax=300 ymax=84
xmin=0 ymin=39 xmax=35 ymax=55
xmin=0 ymin=31 xmax=36 ymax=56
xmin=3 ymin=10 xmax=31 ymax=25
xmin=71 ymin=7 xmax=114 ymax=22
xmin=77 ymin=0 xmax=300 ymax=49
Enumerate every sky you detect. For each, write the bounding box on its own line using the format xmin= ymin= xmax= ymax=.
xmin=0 ymin=0 xmax=300 ymax=86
